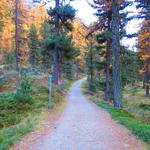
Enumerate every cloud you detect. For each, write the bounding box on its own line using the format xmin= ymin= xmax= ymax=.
xmin=71 ymin=0 xmax=97 ymax=25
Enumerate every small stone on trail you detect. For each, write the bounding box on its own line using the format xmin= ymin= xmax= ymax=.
xmin=124 ymin=144 xmax=130 ymax=148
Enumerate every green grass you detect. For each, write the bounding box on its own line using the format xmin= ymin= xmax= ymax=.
xmin=0 ymin=75 xmax=73 ymax=149
xmin=0 ymin=78 xmax=5 ymax=85
xmin=0 ymin=86 xmax=48 ymax=128
xmin=96 ymin=100 xmax=150 ymax=142
xmin=0 ymin=120 xmax=34 ymax=150
xmin=127 ymin=88 xmax=141 ymax=96
xmin=0 ymin=84 xmax=48 ymax=149
xmin=123 ymin=84 xmax=150 ymax=122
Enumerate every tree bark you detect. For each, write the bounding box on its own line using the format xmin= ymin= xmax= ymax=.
xmin=90 ymin=42 xmax=93 ymax=83
xmin=145 ymin=1 xmax=150 ymax=96
xmin=76 ymin=61 xmax=79 ymax=80
xmin=105 ymin=18 xmax=111 ymax=101
xmin=15 ymin=0 xmax=19 ymax=72
xmin=97 ymin=49 xmax=101 ymax=81
xmin=145 ymin=59 xmax=150 ymax=96
xmin=143 ymin=74 xmax=146 ymax=89
xmin=105 ymin=38 xmax=111 ymax=101
xmin=111 ymin=0 xmax=122 ymax=108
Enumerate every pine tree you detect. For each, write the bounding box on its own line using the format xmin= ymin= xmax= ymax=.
xmin=120 ymin=48 xmax=141 ymax=87
xmin=53 ymin=0 xmax=60 ymax=85
xmin=40 ymin=21 xmax=54 ymax=69
xmin=15 ymin=0 xmax=19 ymax=71
xmin=86 ymin=42 xmax=95 ymax=92
xmin=136 ymin=0 xmax=150 ymax=96
xmin=90 ymin=0 xmax=112 ymax=101
xmin=111 ymin=0 xmax=122 ymax=108
xmin=15 ymin=0 xmax=29 ymax=69
xmin=62 ymin=60 xmax=75 ymax=80
xmin=71 ymin=18 xmax=87 ymax=79
xmin=85 ymin=32 xmax=98 ymax=92
xmin=136 ymin=0 xmax=150 ymax=19
xmin=138 ymin=19 xmax=150 ymax=96
xmin=47 ymin=1 xmax=77 ymax=84
xmin=28 ymin=24 xmax=40 ymax=67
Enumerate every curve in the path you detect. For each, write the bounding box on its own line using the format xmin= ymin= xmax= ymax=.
xmin=13 ymin=78 xmax=145 ymax=150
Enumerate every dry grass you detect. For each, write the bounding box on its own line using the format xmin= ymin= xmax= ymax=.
xmin=123 ymin=83 xmax=150 ymax=123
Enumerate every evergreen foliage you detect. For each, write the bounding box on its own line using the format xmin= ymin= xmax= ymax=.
xmin=120 ymin=49 xmax=142 ymax=87
xmin=4 ymin=52 xmax=16 ymax=65
xmin=62 ymin=60 xmax=75 ymax=80
xmin=40 ymin=21 xmax=54 ymax=68
xmin=40 ymin=3 xmax=79 ymax=80
xmin=15 ymin=76 xmax=32 ymax=104
xmin=28 ymin=24 xmax=41 ymax=67
xmin=48 ymin=4 xmax=76 ymax=31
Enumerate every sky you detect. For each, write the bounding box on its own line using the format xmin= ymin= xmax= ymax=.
xmin=71 ymin=0 xmax=97 ymax=25
xmin=26 ymin=0 xmax=142 ymax=50
xmin=71 ymin=0 xmax=142 ymax=50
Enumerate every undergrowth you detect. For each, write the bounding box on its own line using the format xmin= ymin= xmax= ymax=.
xmin=0 ymin=75 xmax=73 ymax=149
xmin=0 ymin=120 xmax=34 ymax=150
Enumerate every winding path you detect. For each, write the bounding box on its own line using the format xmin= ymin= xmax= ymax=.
xmin=11 ymin=78 xmax=145 ymax=150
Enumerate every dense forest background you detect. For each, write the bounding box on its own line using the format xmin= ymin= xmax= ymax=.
xmin=0 ymin=0 xmax=149 ymax=149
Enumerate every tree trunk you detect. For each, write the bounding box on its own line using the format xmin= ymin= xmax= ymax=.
xmin=53 ymin=0 xmax=60 ymax=85
xmin=89 ymin=46 xmax=94 ymax=91
xmin=105 ymin=38 xmax=111 ymax=101
xmin=145 ymin=1 xmax=150 ymax=96
xmin=105 ymin=18 xmax=111 ymax=101
xmin=143 ymin=75 xmax=146 ymax=89
xmin=90 ymin=43 xmax=93 ymax=83
xmin=97 ymin=49 xmax=101 ymax=81
xmin=145 ymin=84 xmax=149 ymax=96
xmin=76 ymin=61 xmax=79 ymax=80
xmin=145 ymin=59 xmax=150 ymax=96
xmin=111 ymin=0 xmax=122 ymax=108
xmin=15 ymin=0 xmax=19 ymax=72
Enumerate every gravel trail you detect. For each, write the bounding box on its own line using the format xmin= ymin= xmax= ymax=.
xmin=11 ymin=78 xmax=145 ymax=150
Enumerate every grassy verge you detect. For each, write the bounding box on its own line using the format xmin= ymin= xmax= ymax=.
xmin=123 ymin=84 xmax=150 ymax=123
xmin=96 ymin=101 xmax=150 ymax=141
xmin=0 ymin=120 xmax=34 ymax=150
xmin=0 ymin=75 xmax=73 ymax=150
xmin=82 ymin=82 xmax=150 ymax=149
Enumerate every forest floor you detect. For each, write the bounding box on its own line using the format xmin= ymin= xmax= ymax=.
xmin=10 ymin=78 xmax=145 ymax=150
xmin=0 ymin=71 xmax=69 ymax=150
xmin=123 ymin=85 xmax=150 ymax=123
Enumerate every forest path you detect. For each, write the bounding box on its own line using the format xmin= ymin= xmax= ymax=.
xmin=11 ymin=78 xmax=144 ymax=150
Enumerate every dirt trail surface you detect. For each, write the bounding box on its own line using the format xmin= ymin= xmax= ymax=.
xmin=10 ymin=78 xmax=145 ymax=150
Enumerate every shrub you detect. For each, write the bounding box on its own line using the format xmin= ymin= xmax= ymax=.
xmin=139 ymin=103 xmax=150 ymax=111
xmin=88 ymin=80 xmax=96 ymax=92
xmin=15 ymin=76 xmax=32 ymax=104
